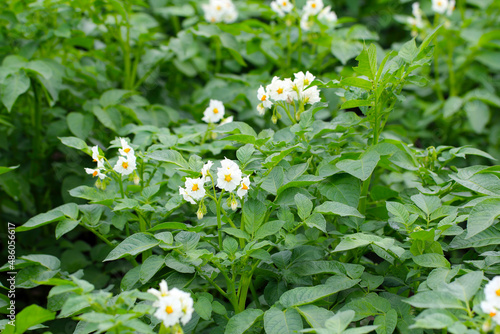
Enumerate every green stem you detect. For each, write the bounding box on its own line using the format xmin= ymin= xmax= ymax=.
xmin=215 ymin=37 xmax=222 ymax=73
xmin=159 ymin=323 xmax=170 ymax=334
xmin=433 ymin=15 xmax=444 ymax=101
xmin=81 ymin=224 xmax=114 ymax=247
xmin=216 ymin=193 xmax=224 ymax=250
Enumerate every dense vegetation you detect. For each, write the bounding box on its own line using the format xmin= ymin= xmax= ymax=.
xmin=1 ymin=0 xmax=500 ymax=333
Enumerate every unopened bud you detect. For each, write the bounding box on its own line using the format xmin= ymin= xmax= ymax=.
xmin=211 ymin=132 xmax=218 ymax=139
xmin=95 ymin=180 xmax=102 ymax=190
xmin=231 ymin=199 xmax=238 ymax=211
xmin=271 ymin=115 xmax=278 ymax=124
xmin=483 ymin=320 xmax=492 ymax=333
xmin=133 ymin=175 xmax=140 ymax=185
xmin=197 ymin=209 xmax=204 ymax=220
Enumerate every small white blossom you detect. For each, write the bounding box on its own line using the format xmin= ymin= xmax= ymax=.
xmin=294 ymin=71 xmax=316 ymax=90
xmin=113 ymin=156 xmax=136 ymax=176
xmin=257 ymin=103 xmax=266 ymax=115
xmin=202 ymin=99 xmax=225 ymax=124
xmin=300 ymin=13 xmax=313 ymax=31
xmin=270 ymin=0 xmax=293 ymax=17
xmin=484 ymin=276 xmax=500 ymax=306
xmin=318 ymin=6 xmax=337 ymax=24
xmin=432 ymin=0 xmax=449 ymax=14
xmin=237 ymin=176 xmax=251 ymax=198
xmin=257 ymin=85 xmax=273 ymax=109
xmin=201 ymin=160 xmax=214 ymax=182
xmin=304 ymin=0 xmax=324 ymax=15
xmin=220 ymin=116 xmax=233 ymax=125
xmin=267 ymin=76 xmax=291 ymax=101
xmin=85 ymin=168 xmax=106 ymax=180
xmin=118 ymin=137 xmax=134 ymax=157
xmin=217 ymin=158 xmax=242 ymax=192
xmin=172 ymin=289 xmax=194 ymax=325
xmin=202 ymin=0 xmax=238 ymax=24
xmin=148 ymin=280 xmax=170 ymax=299
xmin=184 ymin=177 xmax=206 ymax=201
xmin=231 ymin=198 xmax=238 ymax=210
xmin=148 ymin=281 xmax=194 ymax=328
xmin=447 ymin=0 xmax=455 ymax=16
xmin=303 ymin=86 xmax=321 ymax=105
xmin=481 ymin=300 xmax=499 ymax=318
xmin=154 ymin=295 xmax=184 ymax=327
xmin=179 ymin=187 xmax=196 ymax=205
xmin=91 ymin=145 xmax=104 ymax=168
xmin=197 ymin=209 xmax=204 ymax=220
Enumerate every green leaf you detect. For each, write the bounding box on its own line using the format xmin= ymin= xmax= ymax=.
xmin=417 ymin=24 xmax=442 ymax=57
xmin=0 ymin=70 xmax=30 ymax=112
xmin=443 ymin=96 xmax=463 ymax=118
xmin=341 ymin=77 xmax=373 ymax=90
xmin=194 ymin=296 xmax=212 ymax=321
xmin=59 ymin=136 xmax=88 ymax=150
xmin=353 ymin=44 xmax=377 ymax=80
xmin=99 ymin=89 xmax=134 ymax=107
xmin=405 ymin=291 xmax=463 ymax=309
xmin=55 ymin=218 xmax=80 ymax=239
xmin=224 ymin=308 xmax=263 ymax=334
xmin=337 ymin=151 xmax=380 ymax=181
xmin=242 ymin=199 xmax=267 ymax=235
xmin=104 ymin=233 xmax=159 ymax=261
xmin=410 ymin=194 xmax=441 ymax=217
xmin=264 ymin=307 xmax=303 ymax=334
xmin=296 ymin=305 xmax=334 ymax=329
xmin=374 ymin=309 xmax=397 ymax=334
xmin=280 ymin=276 xmax=359 ymax=308
xmin=260 ymin=167 xmax=284 ymax=195
xmin=332 ymin=39 xmax=363 ymax=65
xmin=412 ymin=309 xmax=456 ymax=329
xmin=295 ymin=193 xmax=313 ymax=220
xmin=139 ymin=255 xmax=164 ymax=284
xmin=0 ymin=165 xmax=19 ymax=176
xmin=314 ymin=201 xmax=364 ymax=218
xmin=18 ymin=208 xmax=66 ymax=232
xmin=213 ymin=121 xmax=257 ymax=137
xmin=148 ymin=222 xmax=191 ymax=232
xmin=323 ymin=310 xmax=355 ymax=334
xmin=399 ymin=38 xmax=418 ymax=63
xmin=413 ymin=253 xmax=450 ymax=268
xmin=67 ymin=112 xmax=94 ymax=140
xmin=442 ymin=271 xmax=483 ymax=302
xmin=464 ymin=100 xmax=490 ymax=134
xmin=222 ymin=227 xmax=250 ymax=240
xmin=467 ymin=198 xmax=500 ymax=238
xmin=255 ymin=221 xmax=284 ymax=240
xmin=14 ymin=304 xmax=55 ymax=334
xmin=148 ymin=150 xmax=189 ymax=169
xmin=341 ymin=99 xmax=372 ymax=110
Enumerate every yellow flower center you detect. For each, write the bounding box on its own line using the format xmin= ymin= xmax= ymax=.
xmin=496 ymin=289 xmax=500 ymax=296
xmin=124 ymin=148 xmax=130 ymax=153
xmin=213 ymin=108 xmax=219 ymax=114
xmin=437 ymin=0 xmax=442 ymax=5
xmin=491 ymin=312 xmax=497 ymax=317
xmin=242 ymin=183 xmax=248 ymax=190
xmin=282 ymin=1 xmax=287 ymax=6
xmin=312 ymin=3 xmax=316 ymax=8
xmin=165 ymin=306 xmax=174 ymax=314
xmin=192 ymin=184 xmax=199 ymax=191
xmin=216 ymin=5 xmax=222 ymax=10
xmin=225 ymin=174 xmax=232 ymax=182
xmin=277 ymin=88 xmax=283 ymax=94
xmin=211 ymin=17 xmax=216 ymax=22
xmin=122 ymin=162 xmax=129 ymax=169
xmin=261 ymin=95 xmax=267 ymax=101
xmin=93 ymin=171 xmax=98 ymax=177
xmin=304 ymin=79 xmax=310 ymax=85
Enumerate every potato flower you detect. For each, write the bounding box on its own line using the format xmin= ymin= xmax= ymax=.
xmin=431 ymin=0 xmax=448 ymax=14
xmin=267 ymin=76 xmax=290 ymax=101
xmin=217 ymin=158 xmax=242 ymax=192
xmin=184 ymin=177 xmax=206 ymax=201
xmin=202 ymin=0 xmax=238 ymax=24
xmin=318 ymin=6 xmax=338 ymax=25
xmin=202 ymin=99 xmax=225 ymax=124
xmin=270 ymin=0 xmax=294 ymax=17
xmin=201 ymin=160 xmax=214 ymax=182
xmin=118 ymin=137 xmax=134 ymax=157
xmin=148 ymin=280 xmax=194 ymax=328
xmin=85 ymin=168 xmax=106 ymax=180
xmin=179 ymin=187 xmax=196 ymax=205
xmin=304 ymin=0 xmax=324 ymax=15
xmin=113 ymin=156 xmax=137 ymax=176
xmin=91 ymin=145 xmax=104 ymax=168
xmin=237 ymin=176 xmax=251 ymax=198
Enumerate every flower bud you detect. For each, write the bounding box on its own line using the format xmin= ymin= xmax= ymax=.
xmin=211 ymin=132 xmax=218 ymax=139
xmin=483 ymin=320 xmax=492 ymax=333
xmin=197 ymin=209 xmax=204 ymax=220
xmin=95 ymin=180 xmax=102 ymax=190
xmin=133 ymin=175 xmax=140 ymax=185
xmin=231 ymin=199 xmax=238 ymax=211
xmin=271 ymin=115 xmax=278 ymax=124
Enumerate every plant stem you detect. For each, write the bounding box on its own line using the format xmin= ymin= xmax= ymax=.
xmin=216 ymin=193 xmax=224 ymax=250
xmin=215 ymin=37 xmax=222 ymax=73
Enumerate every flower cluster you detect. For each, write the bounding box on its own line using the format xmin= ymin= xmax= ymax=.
xmin=148 ymin=280 xmax=194 ymax=329
xmin=431 ymin=0 xmax=455 ymax=16
xmin=202 ymin=99 xmax=233 ymax=125
xmin=407 ymin=3 xmax=424 ymax=30
xmin=179 ymin=158 xmax=251 ymax=216
xmin=301 ymin=0 xmax=337 ymax=31
xmin=481 ymin=277 xmax=500 ymax=326
xmin=84 ymin=138 xmax=138 ymax=187
xmin=256 ymin=71 xmax=320 ymax=119
xmin=202 ymin=0 xmax=238 ymax=24
xmin=270 ymin=0 xmax=337 ymax=31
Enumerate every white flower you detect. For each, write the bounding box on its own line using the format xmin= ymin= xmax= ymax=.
xmin=118 ymin=137 xmax=134 ymax=157
xmin=113 ymin=156 xmax=136 ymax=176
xmin=179 ymin=187 xmax=196 ymax=205
xmin=408 ymin=2 xmax=423 ymax=28
xmin=91 ymin=145 xmax=104 ymax=168
xmin=318 ymin=6 xmax=337 ymax=24
xmin=220 ymin=116 xmax=234 ymax=125
xmin=201 ymin=160 xmax=213 ymax=182
xmin=432 ymin=0 xmax=449 ymax=14
xmin=217 ymin=158 xmax=242 ymax=192
xmin=485 ymin=277 xmax=500 ymax=307
xmin=202 ymin=0 xmax=238 ymax=23
xmin=257 ymin=85 xmax=273 ymax=109
xmin=153 ymin=295 xmax=184 ymax=327
xmin=85 ymin=168 xmax=106 ymax=180
xmin=202 ymin=99 xmax=225 ymax=123
xmin=300 ymin=13 xmax=313 ymax=31
xmin=171 ymin=288 xmax=194 ymax=325
xmin=237 ymin=176 xmax=251 ymax=198
xmin=148 ymin=280 xmax=170 ymax=300
xmin=294 ymin=71 xmax=316 ymax=91
xmin=481 ymin=300 xmax=499 ymax=318
xmin=447 ymin=0 xmax=455 ymax=16
xmin=257 ymin=103 xmax=266 ymax=115
xmin=303 ymin=85 xmax=321 ymax=105
xmin=271 ymin=0 xmax=293 ymax=17
xmin=304 ymin=0 xmax=324 ymax=15
xmin=184 ymin=177 xmax=206 ymax=201
xmin=267 ymin=76 xmax=291 ymax=101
